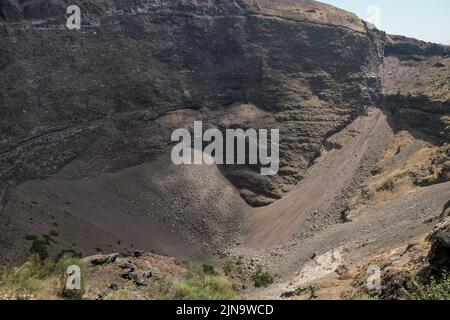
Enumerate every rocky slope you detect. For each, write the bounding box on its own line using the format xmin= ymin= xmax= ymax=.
xmin=380 ymin=35 xmax=450 ymax=142
xmin=0 ymin=1 xmax=449 ymax=301
xmin=0 ymin=0 xmax=383 ymax=203
xmin=0 ymin=0 xmax=385 ymax=263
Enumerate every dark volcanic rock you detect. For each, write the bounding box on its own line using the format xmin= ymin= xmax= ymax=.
xmin=0 ymin=0 xmax=383 ymax=204
xmin=83 ymin=253 xmax=119 ymax=266
xmin=429 ymin=230 xmax=450 ymax=270
xmin=0 ymin=0 xmax=387 ymax=262
xmin=385 ymin=34 xmax=450 ymax=58
xmin=0 ymin=0 xmax=70 ymax=22
xmin=380 ymin=34 xmax=450 ymax=143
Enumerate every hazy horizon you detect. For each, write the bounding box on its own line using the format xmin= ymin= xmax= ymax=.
xmin=319 ymin=0 xmax=450 ymax=45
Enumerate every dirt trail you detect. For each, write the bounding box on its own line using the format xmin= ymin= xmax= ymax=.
xmin=247 ymin=180 xmax=450 ymax=299
xmin=245 ymin=108 xmax=394 ymax=248
xmin=240 ymin=106 xmax=450 ymax=299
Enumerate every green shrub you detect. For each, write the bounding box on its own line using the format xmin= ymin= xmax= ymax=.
xmin=56 ymin=255 xmax=88 ymax=300
xmin=223 ymin=257 xmax=244 ymax=276
xmin=174 ymin=274 xmax=238 ymax=300
xmin=24 ymin=235 xmax=38 ymax=241
xmin=202 ymin=264 xmax=218 ymax=276
xmin=43 ymin=234 xmax=57 ymax=245
xmin=371 ymin=165 xmax=383 ymax=176
xmin=49 ymin=230 xmax=59 ymax=237
xmin=105 ymin=290 xmax=131 ymax=300
xmin=252 ymin=266 xmax=274 ymax=288
xmin=149 ymin=264 xmax=239 ymax=300
xmin=0 ymin=253 xmax=88 ymax=300
xmin=404 ymin=272 xmax=450 ymax=300
xmin=56 ymin=250 xmax=82 ymax=261
xmin=149 ymin=275 xmax=178 ymax=300
xmin=380 ymin=178 xmax=396 ymax=192
xmin=24 ymin=233 xmax=58 ymax=260
xmin=0 ymin=255 xmax=55 ymax=299
xmin=223 ymin=260 xmax=235 ymax=276
xmin=30 ymin=240 xmax=49 ymax=260
xmin=362 ymin=187 xmax=375 ymax=201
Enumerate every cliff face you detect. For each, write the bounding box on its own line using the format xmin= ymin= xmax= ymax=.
xmin=0 ymin=0 xmax=390 ymax=263
xmin=380 ymin=35 xmax=450 ymax=142
xmin=0 ymin=0 xmax=448 ymax=283
xmin=0 ymin=0 xmax=383 ymax=206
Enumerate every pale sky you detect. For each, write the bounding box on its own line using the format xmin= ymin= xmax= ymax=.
xmin=318 ymin=0 xmax=450 ymax=45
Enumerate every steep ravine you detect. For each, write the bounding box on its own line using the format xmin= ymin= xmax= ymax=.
xmin=0 ymin=0 xmax=383 ymax=204
xmin=0 ymin=0 xmax=385 ymax=263
xmin=380 ymin=35 xmax=450 ymax=142
xmin=0 ymin=2 xmax=448 ymax=292
xmin=243 ymin=35 xmax=450 ymax=299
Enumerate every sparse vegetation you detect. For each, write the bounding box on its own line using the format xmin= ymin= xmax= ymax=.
xmin=57 ymin=256 xmax=87 ymax=300
xmin=149 ymin=263 xmax=239 ymax=300
xmin=105 ymin=289 xmax=131 ymax=300
xmin=361 ymin=187 xmax=375 ymax=201
xmin=0 ymin=255 xmax=50 ymax=299
xmin=351 ymin=293 xmax=380 ymax=300
xmin=404 ymin=272 xmax=450 ymax=300
xmin=56 ymin=249 xmax=82 ymax=260
xmin=380 ymin=178 xmax=397 ymax=192
xmin=49 ymin=230 xmax=59 ymax=237
xmin=340 ymin=203 xmax=351 ymax=222
xmin=223 ymin=257 xmax=243 ymax=276
xmin=202 ymin=264 xmax=218 ymax=276
xmin=150 ymin=275 xmax=178 ymax=300
xmin=251 ymin=266 xmax=274 ymax=288
xmin=24 ymin=232 xmax=59 ymax=261
xmin=175 ymin=273 xmax=238 ymax=300
xmin=371 ymin=164 xmax=383 ymax=176
xmin=223 ymin=260 xmax=236 ymax=276
xmin=0 ymin=254 xmax=87 ymax=300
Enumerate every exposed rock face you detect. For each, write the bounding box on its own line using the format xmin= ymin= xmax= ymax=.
xmin=380 ymin=35 xmax=450 ymax=142
xmin=414 ymin=144 xmax=450 ymax=186
xmin=83 ymin=252 xmax=119 ymax=266
xmin=378 ymin=36 xmax=450 ymax=281
xmin=435 ymin=145 xmax=450 ymax=182
xmin=426 ymin=202 xmax=450 ymax=272
xmin=385 ymin=35 xmax=450 ymax=58
xmin=0 ymin=0 xmax=383 ymax=206
xmin=7 ymin=0 xmax=450 ymax=266
xmin=428 ymin=226 xmax=450 ymax=272
xmin=0 ymin=0 xmax=389 ymax=263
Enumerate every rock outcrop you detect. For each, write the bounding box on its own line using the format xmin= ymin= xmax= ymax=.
xmin=380 ymin=35 xmax=450 ymax=142
xmin=0 ymin=0 xmax=447 ymax=265
xmin=427 ymin=203 xmax=450 ymax=272
xmin=0 ymin=0 xmax=383 ymax=206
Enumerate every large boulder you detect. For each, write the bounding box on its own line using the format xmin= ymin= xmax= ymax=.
xmin=429 ymin=230 xmax=450 ymax=270
xmin=83 ymin=253 xmax=119 ymax=266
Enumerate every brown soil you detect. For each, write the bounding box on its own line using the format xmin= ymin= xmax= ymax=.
xmin=245 ymin=108 xmax=394 ymax=248
xmin=0 ymin=152 xmax=248 ymax=264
